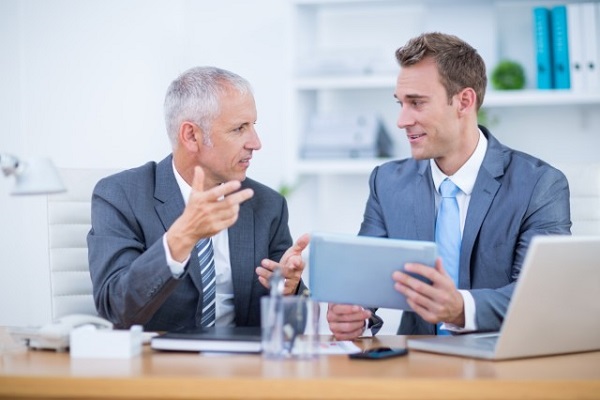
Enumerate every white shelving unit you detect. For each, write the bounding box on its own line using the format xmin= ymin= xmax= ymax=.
xmin=287 ymin=0 xmax=600 ymax=334
xmin=291 ymin=87 xmax=600 ymax=176
xmin=286 ymin=0 xmax=600 ymax=181
xmin=287 ymin=0 xmax=600 ymax=336
xmin=295 ymin=75 xmax=600 ymax=106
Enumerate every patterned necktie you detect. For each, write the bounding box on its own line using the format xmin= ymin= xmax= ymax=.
xmin=435 ymin=178 xmax=461 ymax=335
xmin=196 ymin=237 xmax=216 ymax=327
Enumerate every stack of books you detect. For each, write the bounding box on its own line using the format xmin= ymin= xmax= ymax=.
xmin=533 ymin=3 xmax=599 ymax=92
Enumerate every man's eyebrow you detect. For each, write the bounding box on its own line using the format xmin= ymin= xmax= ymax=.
xmin=230 ymin=121 xmax=251 ymax=128
xmin=394 ymin=93 xmax=428 ymax=101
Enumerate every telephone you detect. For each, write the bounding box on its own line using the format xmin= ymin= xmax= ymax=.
xmin=26 ymin=314 xmax=113 ymax=351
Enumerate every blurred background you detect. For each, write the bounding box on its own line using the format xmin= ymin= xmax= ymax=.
xmin=1 ymin=0 xmax=599 ymax=329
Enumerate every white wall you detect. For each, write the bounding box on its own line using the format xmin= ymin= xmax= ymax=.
xmin=0 ymin=0 xmax=290 ymax=326
xmin=1 ymin=0 xmax=599 ymax=331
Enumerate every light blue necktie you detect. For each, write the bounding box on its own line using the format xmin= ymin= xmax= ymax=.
xmin=435 ymin=179 xmax=461 ymax=335
xmin=196 ymin=237 xmax=216 ymax=327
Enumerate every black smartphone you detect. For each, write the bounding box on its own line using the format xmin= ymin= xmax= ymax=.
xmin=349 ymin=347 xmax=408 ymax=360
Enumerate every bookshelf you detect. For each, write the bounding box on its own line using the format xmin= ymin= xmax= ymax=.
xmin=286 ymin=0 xmax=600 ymax=336
xmin=286 ymin=0 xmax=600 ymax=181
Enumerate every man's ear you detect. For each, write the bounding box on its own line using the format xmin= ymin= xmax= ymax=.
xmin=456 ymin=87 xmax=477 ymax=116
xmin=179 ymin=121 xmax=201 ymax=152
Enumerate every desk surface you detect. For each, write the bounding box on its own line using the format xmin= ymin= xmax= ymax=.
xmin=1 ymin=336 xmax=599 ymax=400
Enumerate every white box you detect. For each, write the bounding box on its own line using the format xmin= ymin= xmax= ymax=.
xmin=70 ymin=325 xmax=143 ymax=359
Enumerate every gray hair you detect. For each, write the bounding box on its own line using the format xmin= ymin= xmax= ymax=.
xmin=164 ymin=66 xmax=253 ymax=148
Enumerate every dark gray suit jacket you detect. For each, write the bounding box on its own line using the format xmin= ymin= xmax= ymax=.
xmin=360 ymin=127 xmax=571 ymax=334
xmin=87 ymin=155 xmax=299 ymax=331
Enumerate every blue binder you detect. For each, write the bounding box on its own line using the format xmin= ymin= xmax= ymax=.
xmin=533 ymin=7 xmax=553 ymax=89
xmin=551 ymin=5 xmax=571 ymax=89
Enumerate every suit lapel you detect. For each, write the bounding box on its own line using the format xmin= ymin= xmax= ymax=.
xmin=153 ymin=156 xmax=203 ymax=291
xmin=460 ymin=131 xmax=505 ymax=288
xmin=154 ymin=155 xmax=185 ymax=232
xmin=415 ymin=161 xmax=436 ymax=240
xmin=228 ymin=200 xmax=255 ymax=325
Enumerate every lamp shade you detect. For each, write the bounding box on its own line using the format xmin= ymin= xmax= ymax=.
xmin=9 ymin=157 xmax=66 ymax=195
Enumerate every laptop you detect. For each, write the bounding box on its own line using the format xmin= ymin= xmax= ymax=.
xmin=309 ymin=232 xmax=437 ymax=310
xmin=407 ymin=235 xmax=600 ymax=360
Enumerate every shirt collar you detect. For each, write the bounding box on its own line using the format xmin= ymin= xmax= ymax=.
xmin=172 ymin=160 xmax=191 ymax=205
xmin=171 ymin=161 xmax=225 ymax=204
xmin=430 ymin=129 xmax=487 ymax=195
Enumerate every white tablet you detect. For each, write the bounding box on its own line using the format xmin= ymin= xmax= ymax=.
xmin=308 ymin=232 xmax=437 ymax=310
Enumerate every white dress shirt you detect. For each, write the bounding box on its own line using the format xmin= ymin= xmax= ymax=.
xmin=161 ymin=162 xmax=236 ymax=326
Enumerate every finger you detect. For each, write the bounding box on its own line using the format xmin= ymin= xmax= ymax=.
xmin=330 ymin=323 xmax=365 ymax=341
xmin=405 ymin=298 xmax=438 ymax=324
xmin=397 ymin=280 xmax=442 ymax=320
xmin=286 ymin=234 xmax=310 ymax=255
xmin=434 ymin=258 xmax=449 ymax=277
xmin=328 ymin=303 xmax=349 ymax=315
xmin=223 ymin=187 xmax=254 ymax=205
xmin=255 ymin=265 xmax=271 ymax=280
xmin=330 ymin=312 xmax=369 ymax=323
xmin=283 ymin=278 xmax=300 ymax=295
xmin=292 ymin=233 xmax=311 ymax=254
xmin=200 ymin=189 xmax=253 ymax=224
xmin=279 ymin=234 xmax=310 ymax=266
xmin=395 ymin=270 xmax=437 ymax=300
xmin=199 ymin=208 xmax=241 ymax=234
xmin=327 ymin=304 xmax=370 ymax=321
xmin=392 ymin=270 xmax=403 ymax=283
xmin=257 ymin=275 xmax=270 ymax=290
xmin=283 ymin=255 xmax=304 ymax=273
xmin=259 ymin=259 xmax=279 ymax=272
xmin=404 ymin=262 xmax=440 ymax=283
xmin=204 ymin=180 xmax=244 ymax=201
xmin=406 ymin=287 xmax=436 ymax=312
xmin=256 ymin=265 xmax=289 ymax=290
xmin=328 ymin=303 xmax=359 ymax=315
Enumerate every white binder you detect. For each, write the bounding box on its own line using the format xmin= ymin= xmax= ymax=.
xmin=582 ymin=2 xmax=600 ymax=92
xmin=567 ymin=3 xmax=584 ymax=92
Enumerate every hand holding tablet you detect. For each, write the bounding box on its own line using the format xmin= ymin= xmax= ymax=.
xmin=308 ymin=232 xmax=437 ymax=310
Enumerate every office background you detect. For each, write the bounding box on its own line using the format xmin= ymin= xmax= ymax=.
xmin=1 ymin=0 xmax=599 ymax=328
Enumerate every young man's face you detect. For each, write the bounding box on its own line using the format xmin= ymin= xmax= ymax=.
xmin=197 ymin=87 xmax=261 ymax=188
xmin=394 ymin=57 xmax=463 ymax=168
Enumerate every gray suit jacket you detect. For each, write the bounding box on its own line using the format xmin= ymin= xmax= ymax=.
xmin=87 ymin=155 xmax=300 ymax=331
xmin=360 ymin=127 xmax=571 ymax=334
